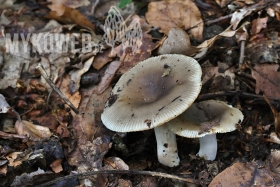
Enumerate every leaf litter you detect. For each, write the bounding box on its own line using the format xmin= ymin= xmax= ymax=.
xmin=1 ymin=0 xmax=280 ymax=186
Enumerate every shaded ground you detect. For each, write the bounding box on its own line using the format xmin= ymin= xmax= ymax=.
xmin=0 ymin=0 xmax=280 ymax=186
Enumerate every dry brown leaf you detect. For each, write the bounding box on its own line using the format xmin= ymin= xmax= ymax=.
xmin=251 ymin=16 xmax=268 ymax=35
xmin=92 ymin=49 xmax=113 ymax=70
xmin=269 ymin=149 xmax=280 ymax=172
xmin=50 ymin=159 xmax=63 ymax=173
xmin=251 ymin=64 xmax=280 ymax=98
xmin=202 ymin=62 xmax=236 ymax=92
xmin=79 ymin=137 xmax=112 ymax=169
xmin=231 ymin=1 xmax=264 ymax=30
xmin=68 ymin=87 xmax=111 ymax=169
xmin=30 ymin=112 xmax=58 ymax=130
xmin=69 ymin=57 xmax=94 ymax=94
xmin=45 ymin=6 xmax=95 ymax=31
xmin=146 ymin=0 xmax=204 ymax=41
xmin=263 ymin=95 xmax=280 ymax=134
xmin=93 ymin=61 xmax=122 ymax=94
xmin=59 ymin=74 xmax=81 ymax=114
xmin=0 ymin=165 xmax=7 ymax=175
xmin=47 ymin=0 xmax=90 ymax=12
xmin=5 ymin=152 xmax=23 ymax=167
xmin=217 ymin=0 xmax=234 ymax=8
xmin=209 ymin=162 xmax=280 ymax=186
xmin=15 ymin=120 xmax=52 ymax=140
xmin=194 ymin=25 xmax=240 ymax=58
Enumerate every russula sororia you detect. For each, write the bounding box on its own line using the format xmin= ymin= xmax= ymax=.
xmin=101 ymin=54 xmax=202 ymax=167
xmin=167 ymin=100 xmax=244 ymax=161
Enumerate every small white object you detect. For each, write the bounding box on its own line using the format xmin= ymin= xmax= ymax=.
xmin=197 ymin=134 xmax=217 ymax=161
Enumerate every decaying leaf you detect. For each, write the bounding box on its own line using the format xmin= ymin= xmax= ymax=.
xmin=231 ymin=1 xmax=264 ymax=30
xmin=202 ymin=62 xmax=235 ymax=91
xmin=10 ymin=168 xmax=45 ymax=187
xmin=0 ymin=94 xmax=11 ymax=113
xmin=5 ymin=152 xmax=23 ymax=167
xmin=146 ymin=0 xmax=204 ymax=41
xmin=0 ymin=165 xmax=7 ymax=176
xmin=45 ymin=6 xmax=95 ymax=31
xmin=209 ymin=161 xmax=280 ymax=186
xmin=59 ymin=74 xmax=81 ymax=113
xmin=15 ymin=120 xmax=52 ymax=140
xmin=47 ymin=0 xmax=90 ymax=12
xmin=251 ymin=16 xmax=268 ymax=35
xmin=69 ymin=57 xmax=94 ymax=94
xmin=93 ymin=61 xmax=122 ymax=94
xmin=263 ymin=94 xmax=280 ymax=134
xmin=92 ymin=49 xmax=113 ymax=70
xmin=50 ymin=159 xmax=63 ymax=173
xmin=251 ymin=64 xmax=280 ymax=98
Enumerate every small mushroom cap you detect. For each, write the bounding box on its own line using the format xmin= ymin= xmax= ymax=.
xmin=101 ymin=54 xmax=202 ymax=132
xmin=167 ymin=100 xmax=244 ymax=137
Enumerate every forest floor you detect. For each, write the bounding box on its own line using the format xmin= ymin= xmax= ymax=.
xmin=1 ymin=0 xmax=280 ymax=186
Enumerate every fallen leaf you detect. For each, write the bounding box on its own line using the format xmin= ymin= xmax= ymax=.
xmin=202 ymin=62 xmax=235 ymax=91
xmin=50 ymin=159 xmax=63 ymax=173
xmin=146 ymin=0 xmax=204 ymax=41
xmin=231 ymin=1 xmax=264 ymax=30
xmin=10 ymin=168 xmax=45 ymax=187
xmin=47 ymin=0 xmax=90 ymax=12
xmin=251 ymin=16 xmax=268 ymax=35
xmin=92 ymin=49 xmax=113 ymax=70
xmin=93 ymin=61 xmax=122 ymax=94
xmin=15 ymin=120 xmax=52 ymax=140
xmin=209 ymin=162 xmax=280 ymax=186
xmin=59 ymin=74 xmax=81 ymax=113
xmin=45 ymin=6 xmax=95 ymax=31
xmin=5 ymin=152 xmax=23 ymax=167
xmin=251 ymin=64 xmax=280 ymax=98
xmin=0 ymin=165 xmax=7 ymax=176
xmin=69 ymin=57 xmax=94 ymax=94
xmin=0 ymin=94 xmax=11 ymax=113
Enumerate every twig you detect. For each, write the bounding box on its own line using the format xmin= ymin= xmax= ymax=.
xmin=37 ymin=170 xmax=198 ymax=187
xmin=0 ymin=130 xmax=27 ymax=139
xmin=197 ymin=91 xmax=280 ymax=101
xmin=205 ymin=14 xmax=233 ymax=26
xmin=239 ymin=40 xmax=245 ymax=70
xmin=36 ymin=64 xmax=79 ymax=114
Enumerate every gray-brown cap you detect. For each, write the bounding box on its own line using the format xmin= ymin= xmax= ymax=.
xmin=101 ymin=54 xmax=202 ymax=132
xmin=167 ymin=100 xmax=244 ymax=137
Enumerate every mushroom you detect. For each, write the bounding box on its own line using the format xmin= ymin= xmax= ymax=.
xmin=101 ymin=54 xmax=202 ymax=167
xmin=167 ymin=100 xmax=244 ymax=161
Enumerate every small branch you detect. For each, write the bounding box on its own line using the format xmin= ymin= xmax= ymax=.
xmin=37 ymin=170 xmax=198 ymax=187
xmin=36 ymin=64 xmax=79 ymax=114
xmin=197 ymin=91 xmax=280 ymax=101
xmin=205 ymin=14 xmax=233 ymax=26
xmin=239 ymin=40 xmax=245 ymax=70
xmin=0 ymin=130 xmax=27 ymax=140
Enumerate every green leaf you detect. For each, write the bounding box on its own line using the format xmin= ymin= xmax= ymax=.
xmin=118 ymin=0 xmax=132 ymax=9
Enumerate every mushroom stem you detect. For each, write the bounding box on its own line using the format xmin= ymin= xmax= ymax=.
xmin=197 ymin=134 xmax=217 ymax=161
xmin=154 ymin=125 xmax=180 ymax=167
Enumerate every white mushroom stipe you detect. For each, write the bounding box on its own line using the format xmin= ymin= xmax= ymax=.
xmin=154 ymin=125 xmax=180 ymax=167
xmin=197 ymin=134 xmax=217 ymax=161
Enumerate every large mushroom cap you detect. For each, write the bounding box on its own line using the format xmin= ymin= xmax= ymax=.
xmin=101 ymin=54 xmax=202 ymax=132
xmin=167 ymin=100 xmax=244 ymax=137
